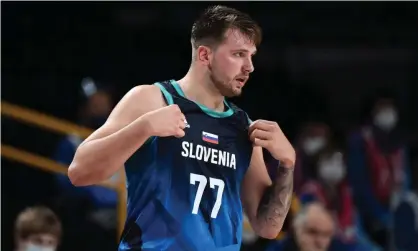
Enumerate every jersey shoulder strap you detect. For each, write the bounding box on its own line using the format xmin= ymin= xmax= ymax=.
xmin=154 ymin=80 xmax=179 ymax=105
xmin=154 ymin=80 xmax=203 ymax=115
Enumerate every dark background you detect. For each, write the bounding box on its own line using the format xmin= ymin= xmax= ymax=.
xmin=2 ymin=1 xmax=418 ymax=250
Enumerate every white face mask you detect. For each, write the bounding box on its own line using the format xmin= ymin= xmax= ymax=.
xmin=318 ymin=153 xmax=345 ymax=184
xmin=24 ymin=243 xmax=55 ymax=251
xmin=374 ymin=108 xmax=398 ymax=131
xmin=302 ymin=137 xmax=326 ymax=156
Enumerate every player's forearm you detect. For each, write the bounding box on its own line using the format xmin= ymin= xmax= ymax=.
xmin=255 ymin=165 xmax=294 ymax=239
xmin=69 ymin=117 xmax=152 ymax=186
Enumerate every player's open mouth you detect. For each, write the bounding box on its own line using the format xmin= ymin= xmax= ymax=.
xmin=235 ymin=78 xmax=247 ymax=86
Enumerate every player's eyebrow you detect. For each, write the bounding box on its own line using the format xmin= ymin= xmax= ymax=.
xmin=232 ymin=49 xmax=257 ymax=56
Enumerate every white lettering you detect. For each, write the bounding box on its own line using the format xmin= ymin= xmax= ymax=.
xmin=203 ymin=147 xmax=210 ymax=162
xmin=190 ymin=173 xmax=225 ymax=218
xmin=211 ymin=149 xmax=218 ymax=164
xmin=230 ymin=154 xmax=236 ymax=169
xmin=196 ymin=145 xmax=203 ymax=160
xmin=219 ymin=151 xmax=226 ymax=166
xmin=181 ymin=141 xmax=189 ymax=157
xmin=181 ymin=141 xmax=236 ymax=169
xmin=189 ymin=143 xmax=196 ymax=159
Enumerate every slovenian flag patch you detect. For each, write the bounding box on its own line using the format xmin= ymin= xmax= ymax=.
xmin=202 ymin=131 xmax=219 ymax=145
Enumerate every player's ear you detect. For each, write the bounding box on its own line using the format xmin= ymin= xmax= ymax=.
xmin=197 ymin=46 xmax=212 ymax=66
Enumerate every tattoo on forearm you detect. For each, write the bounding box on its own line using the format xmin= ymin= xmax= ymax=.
xmin=257 ymin=166 xmax=294 ymax=229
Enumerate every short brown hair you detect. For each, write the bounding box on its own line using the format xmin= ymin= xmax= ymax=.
xmin=15 ymin=206 xmax=62 ymax=241
xmin=191 ymin=5 xmax=262 ymax=49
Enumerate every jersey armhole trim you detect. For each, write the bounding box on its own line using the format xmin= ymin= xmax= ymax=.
xmin=154 ymin=82 xmax=174 ymax=105
xmin=245 ymin=113 xmax=253 ymax=125
xmin=143 ymin=135 xmax=157 ymax=146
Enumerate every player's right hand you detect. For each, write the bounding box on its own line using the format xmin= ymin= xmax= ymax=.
xmin=143 ymin=104 xmax=186 ymax=138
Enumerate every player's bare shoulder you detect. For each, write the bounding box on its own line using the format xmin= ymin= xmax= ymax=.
xmin=107 ymin=84 xmax=166 ymax=124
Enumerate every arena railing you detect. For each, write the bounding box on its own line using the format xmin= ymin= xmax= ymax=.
xmin=1 ymin=101 xmax=127 ymax=240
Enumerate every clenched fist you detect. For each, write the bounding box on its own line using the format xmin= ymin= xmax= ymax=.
xmin=143 ymin=104 xmax=186 ymax=138
xmin=249 ymin=120 xmax=296 ymax=168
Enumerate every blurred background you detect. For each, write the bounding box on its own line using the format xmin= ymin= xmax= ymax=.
xmin=2 ymin=2 xmax=418 ymax=251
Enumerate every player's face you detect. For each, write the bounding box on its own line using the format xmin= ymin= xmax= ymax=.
xmin=209 ymin=29 xmax=257 ymax=97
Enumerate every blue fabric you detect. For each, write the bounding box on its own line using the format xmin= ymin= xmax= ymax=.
xmin=353 ymin=213 xmax=383 ymax=251
xmin=347 ymin=131 xmax=390 ymax=228
xmin=299 ymin=193 xmax=317 ymax=205
xmin=119 ymin=80 xmax=253 ymax=251
xmin=400 ymin=147 xmax=411 ymax=191
xmin=53 ymin=136 xmax=118 ymax=208
xmin=393 ymin=193 xmax=418 ymax=251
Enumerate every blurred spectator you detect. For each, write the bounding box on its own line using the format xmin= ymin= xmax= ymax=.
xmin=265 ymin=202 xmax=348 ymax=251
xmin=347 ymin=92 xmax=411 ymax=246
xmin=53 ymin=78 xmax=117 ymax=211
xmin=78 ymin=78 xmax=114 ymax=130
xmin=14 ymin=206 xmax=62 ymax=251
xmin=52 ymin=79 xmax=117 ymax=251
xmin=391 ymin=162 xmax=418 ymax=251
xmin=299 ymin=148 xmax=355 ymax=241
xmin=299 ymin=147 xmax=380 ymax=251
xmin=294 ymin=121 xmax=331 ymax=193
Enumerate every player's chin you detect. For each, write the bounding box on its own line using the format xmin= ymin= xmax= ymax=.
xmin=225 ymin=87 xmax=242 ymax=97
xmin=233 ymin=85 xmax=243 ymax=95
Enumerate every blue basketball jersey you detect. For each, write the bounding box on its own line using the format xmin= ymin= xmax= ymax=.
xmin=118 ymin=80 xmax=253 ymax=251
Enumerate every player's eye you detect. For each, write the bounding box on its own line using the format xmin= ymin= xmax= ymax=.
xmin=233 ymin=52 xmax=245 ymax=57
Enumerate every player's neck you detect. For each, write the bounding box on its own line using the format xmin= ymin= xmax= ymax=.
xmin=177 ymin=71 xmax=225 ymax=112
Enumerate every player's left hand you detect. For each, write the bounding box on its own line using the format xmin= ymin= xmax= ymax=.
xmin=249 ymin=120 xmax=296 ymax=168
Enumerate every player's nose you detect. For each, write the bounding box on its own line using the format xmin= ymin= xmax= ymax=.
xmin=243 ymin=59 xmax=254 ymax=73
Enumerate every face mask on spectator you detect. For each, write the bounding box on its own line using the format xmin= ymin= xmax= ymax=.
xmin=24 ymin=243 xmax=55 ymax=251
xmin=318 ymin=153 xmax=345 ymax=184
xmin=374 ymin=107 xmax=398 ymax=131
xmin=302 ymin=137 xmax=326 ymax=156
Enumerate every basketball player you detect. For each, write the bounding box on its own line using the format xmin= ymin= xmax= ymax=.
xmin=68 ymin=5 xmax=295 ymax=251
